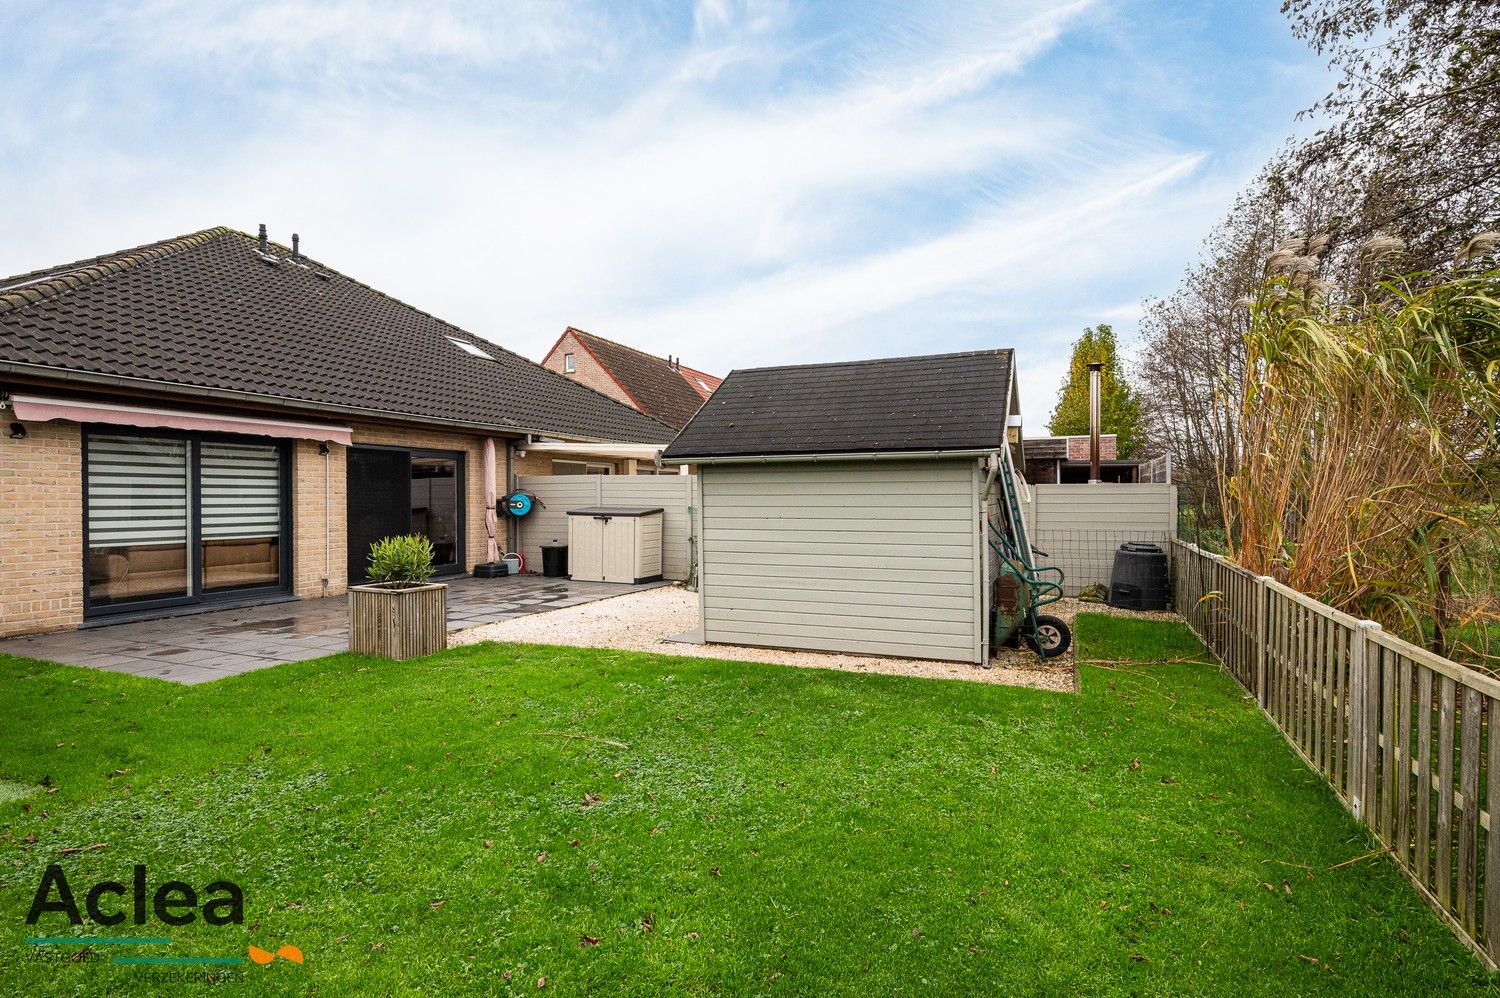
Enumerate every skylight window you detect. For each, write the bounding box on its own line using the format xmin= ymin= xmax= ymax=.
xmin=447 ymin=337 xmax=494 ymax=360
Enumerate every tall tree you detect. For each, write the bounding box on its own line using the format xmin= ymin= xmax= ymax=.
xmin=1047 ymin=324 xmax=1143 ymax=457
xmin=1283 ymin=0 xmax=1500 ymax=268
xmin=1136 ymin=0 xmax=1500 ymax=529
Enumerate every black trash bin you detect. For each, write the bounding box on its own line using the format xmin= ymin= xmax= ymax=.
xmin=541 ymin=545 xmax=569 ymax=578
xmin=1108 ymin=542 xmax=1170 ymax=610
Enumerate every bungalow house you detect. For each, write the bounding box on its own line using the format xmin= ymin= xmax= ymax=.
xmin=0 ymin=226 xmax=676 ymax=638
xmin=541 ymin=327 xmax=721 ymax=436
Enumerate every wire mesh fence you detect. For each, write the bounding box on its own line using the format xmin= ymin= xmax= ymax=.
xmin=1030 ymin=528 xmax=1175 ymax=597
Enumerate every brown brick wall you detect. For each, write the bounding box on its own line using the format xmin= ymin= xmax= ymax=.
xmin=290 ymin=440 xmax=347 ymax=598
xmin=0 ymin=421 xmax=84 ymax=637
xmin=1065 ymin=434 xmax=1117 ymax=460
xmin=541 ymin=330 xmax=637 ymax=409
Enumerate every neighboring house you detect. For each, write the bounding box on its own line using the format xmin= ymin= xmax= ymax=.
xmin=541 ymin=327 xmax=721 ymax=433
xmin=1022 ymin=433 xmax=1141 ymax=483
xmin=663 ymin=350 xmax=1022 ymax=665
xmin=0 ymin=225 xmax=675 ymax=638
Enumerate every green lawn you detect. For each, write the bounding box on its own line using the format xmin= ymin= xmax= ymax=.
xmin=0 ymin=616 xmax=1490 ymax=995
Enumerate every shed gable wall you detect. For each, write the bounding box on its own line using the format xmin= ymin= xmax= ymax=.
xmin=699 ymin=459 xmax=981 ymax=662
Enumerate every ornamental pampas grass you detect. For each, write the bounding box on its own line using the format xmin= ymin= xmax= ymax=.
xmin=1220 ymin=268 xmax=1500 ymax=663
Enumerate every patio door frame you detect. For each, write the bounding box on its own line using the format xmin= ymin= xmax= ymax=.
xmin=81 ymin=426 xmax=294 ymax=620
xmin=345 ymin=444 xmax=467 ymax=584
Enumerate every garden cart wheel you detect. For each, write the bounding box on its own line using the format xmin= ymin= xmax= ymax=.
xmin=1025 ymin=615 xmax=1072 ymax=658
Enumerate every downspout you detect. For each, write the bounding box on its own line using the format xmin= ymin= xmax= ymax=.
xmin=981 ymin=450 xmax=1001 ymax=502
xmin=506 ymin=437 xmax=525 ymax=558
xmin=322 ymin=443 xmax=331 ymax=596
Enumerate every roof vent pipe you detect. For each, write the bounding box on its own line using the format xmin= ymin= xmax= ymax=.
xmin=291 ymin=233 xmax=300 ymax=262
xmin=258 ymin=224 xmax=268 ymax=254
xmin=1088 ymin=361 xmax=1102 ymax=484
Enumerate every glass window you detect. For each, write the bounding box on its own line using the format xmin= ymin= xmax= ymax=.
xmin=563 ymin=353 xmax=576 ymax=373
xmin=86 ymin=435 xmax=190 ymax=606
xmin=201 ymin=441 xmax=282 ymax=592
xmin=411 ymin=456 xmax=460 ymax=567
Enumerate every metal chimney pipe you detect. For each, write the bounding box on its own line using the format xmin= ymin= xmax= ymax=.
xmin=257 ymin=224 xmax=268 ymax=254
xmin=291 ymin=233 xmax=300 ymax=262
xmin=1088 ymin=362 xmax=1103 ymax=483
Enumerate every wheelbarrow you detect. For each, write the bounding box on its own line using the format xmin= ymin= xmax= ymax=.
xmin=987 ymin=521 xmax=1072 ymax=658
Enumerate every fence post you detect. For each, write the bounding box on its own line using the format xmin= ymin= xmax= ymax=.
xmin=1254 ymin=576 xmax=1271 ymax=707
xmin=1348 ymin=619 xmax=1381 ymax=825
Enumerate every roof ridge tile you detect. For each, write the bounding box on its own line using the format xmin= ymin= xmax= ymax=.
xmin=0 ymin=226 xmax=231 ymax=316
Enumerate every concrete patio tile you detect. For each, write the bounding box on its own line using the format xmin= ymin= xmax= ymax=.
xmin=0 ymin=576 xmax=672 ymax=684
xmin=114 ymin=660 xmax=223 ymax=683
xmin=199 ymin=657 xmax=285 ymax=675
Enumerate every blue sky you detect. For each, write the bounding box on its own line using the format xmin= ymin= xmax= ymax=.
xmin=0 ymin=1 xmax=1331 ymax=427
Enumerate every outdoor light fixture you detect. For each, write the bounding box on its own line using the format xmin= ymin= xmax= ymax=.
xmin=318 ymin=442 xmax=330 ymax=456
xmin=9 ymin=423 xmax=25 ymax=440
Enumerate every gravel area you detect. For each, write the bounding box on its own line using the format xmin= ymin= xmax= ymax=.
xmin=454 ymin=586 xmax=1181 ymax=693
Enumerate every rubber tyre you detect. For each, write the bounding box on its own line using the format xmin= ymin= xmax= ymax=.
xmin=1026 ymin=615 xmax=1072 ymax=658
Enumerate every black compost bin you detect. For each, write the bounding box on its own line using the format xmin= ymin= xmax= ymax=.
xmin=541 ymin=545 xmax=569 ymax=578
xmin=1108 ymin=542 xmax=1170 ymax=610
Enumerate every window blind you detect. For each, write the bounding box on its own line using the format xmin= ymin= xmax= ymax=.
xmin=201 ymin=442 xmax=281 ymax=540
xmin=86 ymin=435 xmax=189 ymax=546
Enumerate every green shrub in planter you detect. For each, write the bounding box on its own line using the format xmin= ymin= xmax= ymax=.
xmin=366 ymin=534 xmax=437 ymax=587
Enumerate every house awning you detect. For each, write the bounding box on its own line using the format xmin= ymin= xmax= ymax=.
xmin=521 ymin=440 xmax=664 ymax=461
xmin=9 ymin=393 xmax=353 ymax=446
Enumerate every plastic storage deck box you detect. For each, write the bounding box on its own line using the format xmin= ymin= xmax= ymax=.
xmin=565 ymin=506 xmax=665 ymax=584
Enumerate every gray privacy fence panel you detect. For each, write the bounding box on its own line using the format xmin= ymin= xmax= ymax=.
xmin=1018 ymin=484 xmax=1177 ymax=595
xmin=1173 ymin=540 xmax=1500 ymax=971
xmin=517 ymin=475 xmax=697 ymax=581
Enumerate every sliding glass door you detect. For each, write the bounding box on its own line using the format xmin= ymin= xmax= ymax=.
xmin=411 ymin=455 xmax=460 ymax=570
xmin=347 ymin=446 xmax=465 ymax=582
xmin=85 ymin=435 xmax=192 ymax=607
xmin=84 ymin=430 xmax=290 ymax=616
xmin=201 ymin=442 xmax=284 ymax=592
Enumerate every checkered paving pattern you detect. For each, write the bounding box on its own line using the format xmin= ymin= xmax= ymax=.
xmin=0 ymin=575 xmax=665 ymax=684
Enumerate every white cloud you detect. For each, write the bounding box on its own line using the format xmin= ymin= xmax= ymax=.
xmin=103 ymin=0 xmax=598 ymax=71
xmin=0 ymin=0 xmax=1254 ymax=427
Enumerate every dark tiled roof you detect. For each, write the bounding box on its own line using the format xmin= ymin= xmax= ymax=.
xmin=662 ymin=349 xmax=1014 ymax=459
xmin=1024 ymin=437 xmax=1067 ymax=460
xmin=0 ymin=228 xmax=676 ymax=444
xmin=568 ymin=328 xmax=713 ymax=429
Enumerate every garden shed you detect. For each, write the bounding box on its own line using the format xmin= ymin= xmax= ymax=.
xmin=661 ymin=349 xmax=1020 ymax=664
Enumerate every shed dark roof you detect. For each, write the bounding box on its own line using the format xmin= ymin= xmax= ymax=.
xmin=564 ymin=328 xmax=714 ymax=429
xmin=0 ymin=228 xmax=676 ymax=444
xmin=662 ymin=349 xmax=1015 ymax=459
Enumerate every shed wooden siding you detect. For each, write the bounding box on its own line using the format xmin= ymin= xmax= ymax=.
xmin=699 ymin=459 xmax=983 ymax=663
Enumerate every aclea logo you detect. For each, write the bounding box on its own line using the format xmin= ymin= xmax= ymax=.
xmin=25 ymin=864 xmax=244 ymax=927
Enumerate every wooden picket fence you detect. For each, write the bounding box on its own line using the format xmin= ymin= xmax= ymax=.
xmin=1172 ymin=540 xmax=1500 ymax=969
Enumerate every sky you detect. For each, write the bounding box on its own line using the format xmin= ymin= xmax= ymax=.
xmin=0 ymin=1 xmax=1334 ymax=429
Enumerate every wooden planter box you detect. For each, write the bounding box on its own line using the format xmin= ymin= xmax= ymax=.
xmin=348 ymin=582 xmax=448 ymax=659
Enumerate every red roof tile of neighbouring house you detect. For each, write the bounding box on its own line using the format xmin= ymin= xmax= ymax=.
xmin=545 ymin=327 xmax=720 ymax=429
xmin=676 ymin=363 xmax=723 ymax=399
